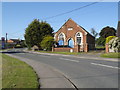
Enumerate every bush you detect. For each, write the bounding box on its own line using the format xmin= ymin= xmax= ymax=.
xmin=96 ymin=37 xmax=106 ymax=46
xmin=40 ymin=36 xmax=54 ymax=51
xmin=106 ymin=36 xmax=116 ymax=44
xmin=109 ymin=37 xmax=120 ymax=52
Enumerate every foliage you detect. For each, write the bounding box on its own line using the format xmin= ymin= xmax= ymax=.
xmin=40 ymin=35 xmax=54 ymax=51
xmin=20 ymin=40 xmax=27 ymax=47
xmin=24 ymin=19 xmax=53 ymax=49
xmin=24 ymin=19 xmax=41 ymax=48
xmin=100 ymin=53 xmax=120 ymax=58
xmin=99 ymin=26 xmax=116 ymax=38
xmin=95 ymin=45 xmax=105 ymax=49
xmin=90 ymin=28 xmax=98 ymax=39
xmin=2 ymin=54 xmax=39 ymax=88
xmin=96 ymin=37 xmax=106 ymax=46
xmin=106 ymin=36 xmax=116 ymax=44
xmin=108 ymin=37 xmax=120 ymax=52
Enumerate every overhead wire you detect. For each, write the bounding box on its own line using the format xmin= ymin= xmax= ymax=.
xmin=43 ymin=0 xmax=103 ymax=20
xmin=7 ymin=0 xmax=103 ymax=39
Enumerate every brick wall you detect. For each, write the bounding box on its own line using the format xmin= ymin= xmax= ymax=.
xmin=53 ymin=44 xmax=89 ymax=52
xmin=53 ymin=47 xmax=74 ymax=52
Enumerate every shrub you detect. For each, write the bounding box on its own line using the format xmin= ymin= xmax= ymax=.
xmin=106 ymin=36 xmax=116 ymax=44
xmin=40 ymin=36 xmax=54 ymax=51
xmin=109 ymin=37 xmax=120 ymax=52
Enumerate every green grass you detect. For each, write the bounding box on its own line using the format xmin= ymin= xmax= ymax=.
xmin=2 ymin=54 xmax=39 ymax=88
xmin=95 ymin=45 xmax=105 ymax=49
xmin=100 ymin=53 xmax=120 ymax=58
xmin=37 ymin=51 xmax=81 ymax=55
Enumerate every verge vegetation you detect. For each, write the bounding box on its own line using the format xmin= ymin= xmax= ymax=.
xmin=100 ymin=53 xmax=120 ymax=58
xmin=2 ymin=54 xmax=39 ymax=88
xmin=37 ymin=51 xmax=81 ymax=55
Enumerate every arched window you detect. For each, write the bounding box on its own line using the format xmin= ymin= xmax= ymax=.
xmin=76 ymin=32 xmax=82 ymax=45
xmin=59 ymin=34 xmax=64 ymax=40
xmin=58 ymin=33 xmax=65 ymax=45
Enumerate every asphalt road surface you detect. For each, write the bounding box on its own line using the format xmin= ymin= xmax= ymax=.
xmin=3 ymin=49 xmax=119 ymax=88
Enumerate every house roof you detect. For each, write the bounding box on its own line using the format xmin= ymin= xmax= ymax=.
xmin=55 ymin=18 xmax=94 ymax=37
xmin=10 ymin=39 xmax=20 ymax=42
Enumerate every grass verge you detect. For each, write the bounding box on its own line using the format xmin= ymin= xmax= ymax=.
xmin=100 ymin=53 xmax=120 ymax=58
xmin=37 ymin=51 xmax=81 ymax=55
xmin=2 ymin=53 xmax=39 ymax=88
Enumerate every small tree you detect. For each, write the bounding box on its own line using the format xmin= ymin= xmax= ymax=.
xmin=40 ymin=36 xmax=54 ymax=51
xmin=96 ymin=37 xmax=106 ymax=46
xmin=90 ymin=28 xmax=98 ymax=39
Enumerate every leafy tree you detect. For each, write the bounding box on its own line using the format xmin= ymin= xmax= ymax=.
xmin=40 ymin=35 xmax=54 ymax=51
xmin=24 ymin=19 xmax=40 ymax=48
xmin=99 ymin=26 xmax=116 ymax=38
xmin=96 ymin=26 xmax=116 ymax=46
xmin=40 ymin=21 xmax=54 ymax=37
xmin=24 ymin=19 xmax=53 ymax=49
xmin=90 ymin=28 xmax=98 ymax=39
xmin=96 ymin=37 xmax=106 ymax=46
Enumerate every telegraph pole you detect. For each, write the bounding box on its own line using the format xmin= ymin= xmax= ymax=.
xmin=6 ymin=33 xmax=8 ymax=48
xmin=6 ymin=33 xmax=7 ymax=43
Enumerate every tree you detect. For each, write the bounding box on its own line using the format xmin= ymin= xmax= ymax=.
xmin=96 ymin=37 xmax=106 ymax=46
xmin=90 ymin=28 xmax=98 ymax=39
xmin=24 ymin=19 xmax=53 ymax=49
xmin=99 ymin=26 xmax=116 ymax=38
xmin=24 ymin=19 xmax=40 ymax=49
xmin=40 ymin=35 xmax=54 ymax=51
xmin=40 ymin=21 xmax=54 ymax=37
xmin=96 ymin=26 xmax=116 ymax=46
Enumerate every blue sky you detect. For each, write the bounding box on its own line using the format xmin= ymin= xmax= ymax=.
xmin=2 ymin=2 xmax=118 ymax=40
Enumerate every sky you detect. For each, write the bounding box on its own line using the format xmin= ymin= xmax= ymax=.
xmin=1 ymin=1 xmax=119 ymax=40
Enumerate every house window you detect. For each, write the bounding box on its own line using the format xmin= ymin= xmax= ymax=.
xmin=59 ymin=34 xmax=64 ymax=40
xmin=58 ymin=33 xmax=65 ymax=45
xmin=76 ymin=33 xmax=82 ymax=45
xmin=68 ymin=27 xmax=73 ymax=30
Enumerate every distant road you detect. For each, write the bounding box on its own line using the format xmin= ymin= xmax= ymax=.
xmin=3 ymin=48 xmax=119 ymax=88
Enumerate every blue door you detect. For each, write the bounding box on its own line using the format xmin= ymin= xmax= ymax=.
xmin=58 ymin=40 xmax=64 ymax=45
xmin=68 ymin=39 xmax=74 ymax=48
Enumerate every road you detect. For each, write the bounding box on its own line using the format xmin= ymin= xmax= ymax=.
xmin=2 ymin=48 xmax=119 ymax=88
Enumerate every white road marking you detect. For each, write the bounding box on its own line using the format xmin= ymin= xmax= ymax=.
xmin=59 ymin=58 xmax=79 ymax=62
xmin=91 ymin=63 xmax=120 ymax=69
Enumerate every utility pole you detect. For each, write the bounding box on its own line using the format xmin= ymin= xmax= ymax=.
xmin=6 ymin=33 xmax=7 ymax=43
xmin=6 ymin=33 xmax=8 ymax=48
